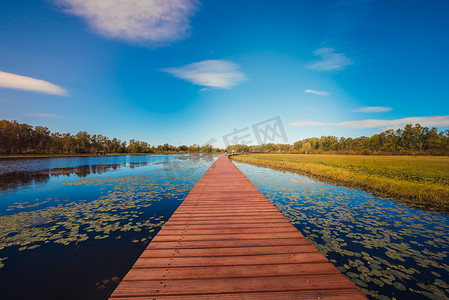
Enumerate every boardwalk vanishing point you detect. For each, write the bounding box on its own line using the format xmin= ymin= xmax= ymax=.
xmin=111 ymin=155 xmax=366 ymax=299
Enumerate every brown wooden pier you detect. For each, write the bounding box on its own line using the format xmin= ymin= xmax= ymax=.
xmin=110 ymin=156 xmax=366 ymax=299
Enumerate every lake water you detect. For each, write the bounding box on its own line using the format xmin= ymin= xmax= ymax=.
xmin=234 ymin=161 xmax=449 ymax=300
xmin=0 ymin=155 xmax=448 ymax=299
xmin=0 ymin=154 xmax=218 ymax=299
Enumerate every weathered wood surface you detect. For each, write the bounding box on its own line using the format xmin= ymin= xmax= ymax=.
xmin=110 ymin=155 xmax=366 ymax=299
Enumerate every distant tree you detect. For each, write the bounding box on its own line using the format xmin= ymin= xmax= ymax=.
xmin=1 ymin=119 xmax=449 ymax=156
xmin=301 ymin=142 xmax=312 ymax=154
xmin=117 ymin=147 xmax=126 ymax=153
xmin=424 ymin=127 xmax=442 ymax=150
xmin=201 ymin=144 xmax=213 ymax=153
xmin=75 ymin=131 xmax=91 ymax=153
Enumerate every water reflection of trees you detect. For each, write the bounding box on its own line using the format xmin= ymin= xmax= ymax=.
xmin=0 ymin=156 xmax=216 ymax=193
xmin=0 ymin=171 xmax=50 ymax=193
xmin=0 ymin=163 xmax=147 ymax=193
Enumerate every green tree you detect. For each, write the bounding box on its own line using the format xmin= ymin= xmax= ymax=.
xmin=301 ymin=142 xmax=312 ymax=154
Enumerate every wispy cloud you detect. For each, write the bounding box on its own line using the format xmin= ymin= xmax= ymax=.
xmin=161 ymin=60 xmax=247 ymax=89
xmin=28 ymin=113 xmax=63 ymax=118
xmin=305 ymin=89 xmax=330 ymax=96
xmin=353 ymin=106 xmax=392 ymax=113
xmin=0 ymin=71 xmax=67 ymax=96
xmin=288 ymin=115 xmax=449 ymax=129
xmin=307 ymin=48 xmax=353 ymax=72
xmin=54 ymin=0 xmax=199 ymax=44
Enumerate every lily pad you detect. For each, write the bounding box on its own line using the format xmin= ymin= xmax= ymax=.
xmin=393 ymin=282 xmax=407 ymax=291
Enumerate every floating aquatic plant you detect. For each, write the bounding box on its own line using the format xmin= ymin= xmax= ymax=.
xmin=235 ymin=161 xmax=449 ymax=299
xmin=0 ymin=172 xmax=195 ymax=267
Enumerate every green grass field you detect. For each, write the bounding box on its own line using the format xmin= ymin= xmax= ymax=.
xmin=232 ymin=154 xmax=449 ymax=209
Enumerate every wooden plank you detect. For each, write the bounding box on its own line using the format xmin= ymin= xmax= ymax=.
xmin=164 ymin=219 xmax=290 ymax=225
xmin=167 ymin=215 xmax=286 ymax=220
xmin=140 ymin=245 xmax=319 ymax=257
xmin=156 ymin=227 xmax=297 ymax=235
xmin=122 ymin=262 xmax=340 ymax=280
xmin=111 ymin=274 xmax=357 ymax=297
xmin=146 ymin=238 xmax=312 ymax=249
xmin=169 ymin=214 xmax=279 ymax=218
xmin=172 ymin=209 xmax=280 ymax=212
xmin=110 ymin=155 xmax=366 ymax=299
xmin=160 ymin=222 xmax=291 ymax=229
xmin=133 ymin=253 xmax=329 ymax=268
xmin=111 ymin=289 xmax=367 ymax=300
xmin=172 ymin=210 xmax=280 ymax=215
xmin=151 ymin=231 xmax=304 ymax=242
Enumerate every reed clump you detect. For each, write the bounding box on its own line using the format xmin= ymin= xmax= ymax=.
xmin=232 ymin=154 xmax=449 ymax=208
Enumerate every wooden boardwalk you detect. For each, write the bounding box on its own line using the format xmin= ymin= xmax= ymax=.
xmin=111 ymin=156 xmax=366 ymax=299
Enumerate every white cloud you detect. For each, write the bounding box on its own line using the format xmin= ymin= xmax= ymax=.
xmin=337 ymin=116 xmax=449 ymax=128
xmin=0 ymin=71 xmax=67 ymax=96
xmin=305 ymin=89 xmax=330 ymax=96
xmin=308 ymin=48 xmax=353 ymax=71
xmin=353 ymin=106 xmax=392 ymax=113
xmin=28 ymin=113 xmax=63 ymax=118
xmin=161 ymin=60 xmax=247 ymax=89
xmin=288 ymin=115 xmax=449 ymax=129
xmin=54 ymin=0 xmax=199 ymax=44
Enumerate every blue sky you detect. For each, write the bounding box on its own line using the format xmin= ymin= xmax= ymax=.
xmin=1 ymin=0 xmax=448 ymax=147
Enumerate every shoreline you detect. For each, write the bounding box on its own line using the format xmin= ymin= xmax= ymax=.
xmin=231 ymin=154 xmax=449 ymax=212
xmin=0 ymin=152 xmax=219 ymax=159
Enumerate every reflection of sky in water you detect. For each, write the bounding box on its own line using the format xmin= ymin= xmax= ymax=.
xmin=235 ymin=161 xmax=449 ymax=300
xmin=0 ymin=154 xmax=217 ymax=300
xmin=0 ymin=155 xmax=172 ymax=175
xmin=0 ymin=154 xmax=193 ymax=194
xmin=2 ymin=155 xmax=448 ymax=300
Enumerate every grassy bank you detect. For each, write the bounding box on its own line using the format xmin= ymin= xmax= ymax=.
xmin=232 ymin=154 xmax=449 ymax=209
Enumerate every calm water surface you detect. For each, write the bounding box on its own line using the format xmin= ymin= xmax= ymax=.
xmin=234 ymin=161 xmax=449 ymax=300
xmin=0 ymin=154 xmax=217 ymax=299
xmin=1 ymin=155 xmax=448 ymax=299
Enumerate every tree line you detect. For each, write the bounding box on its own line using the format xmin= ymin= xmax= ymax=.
xmin=2 ymin=120 xmax=449 ymax=156
xmin=0 ymin=120 xmax=221 ymax=155
xmin=226 ymin=124 xmax=449 ymax=155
